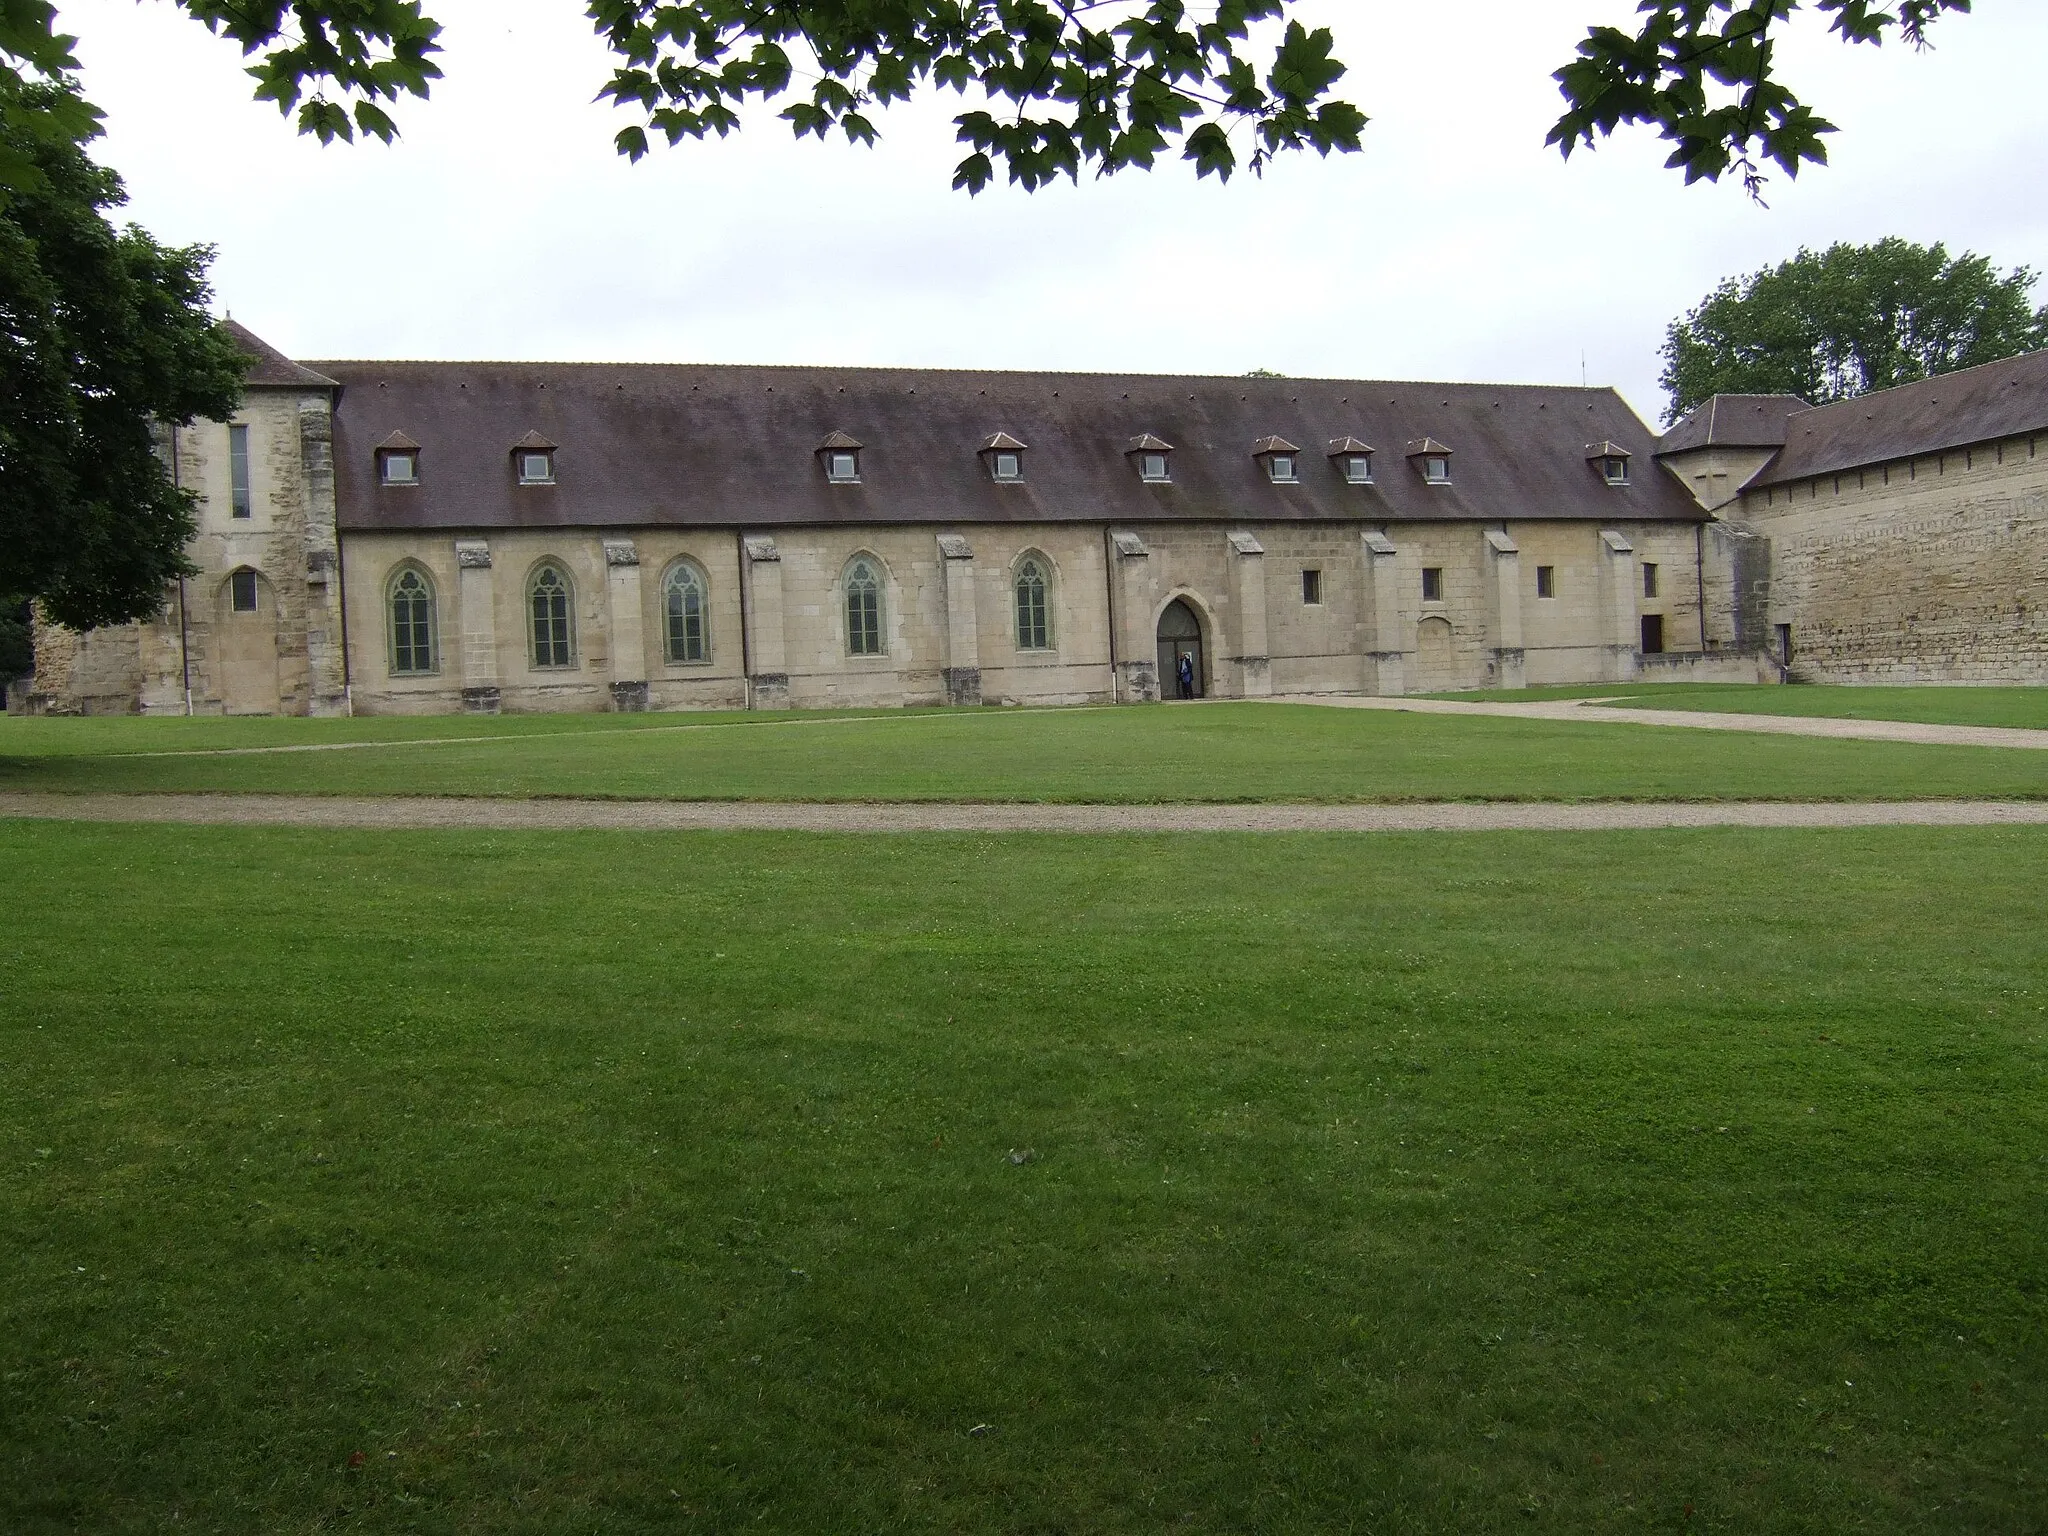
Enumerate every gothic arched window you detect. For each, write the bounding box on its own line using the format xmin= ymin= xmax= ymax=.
xmin=844 ymin=556 xmax=884 ymax=656
xmin=388 ymin=566 xmax=437 ymax=674
xmin=1015 ymin=556 xmax=1051 ymax=650
xmin=663 ymin=561 xmax=709 ymax=664
xmin=529 ymin=563 xmax=575 ymax=668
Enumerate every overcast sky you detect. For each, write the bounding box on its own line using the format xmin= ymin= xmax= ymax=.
xmin=63 ymin=0 xmax=2048 ymax=425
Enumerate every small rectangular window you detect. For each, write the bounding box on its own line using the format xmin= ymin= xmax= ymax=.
xmin=1301 ymin=568 xmax=1322 ymax=605
xmin=1642 ymin=562 xmax=1659 ymax=598
xmin=993 ymin=451 xmax=1021 ymax=481
xmin=1421 ymin=566 xmax=1444 ymax=602
xmin=1603 ymin=456 xmax=1630 ymax=484
xmin=1536 ymin=564 xmax=1555 ymax=598
xmin=230 ymin=569 xmax=259 ymax=613
xmin=1344 ymin=455 xmax=1373 ymax=484
xmin=1424 ymin=456 xmax=1450 ymax=483
xmin=518 ymin=451 xmax=554 ymax=484
xmin=1268 ymin=455 xmax=1297 ymax=483
xmin=229 ymin=424 xmax=251 ymax=518
xmin=828 ymin=451 xmax=859 ymax=481
xmin=1141 ymin=452 xmax=1169 ymax=482
xmin=380 ymin=451 xmax=417 ymax=485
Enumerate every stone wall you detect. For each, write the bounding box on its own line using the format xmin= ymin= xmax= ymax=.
xmin=26 ymin=387 xmax=345 ymax=716
xmin=1736 ymin=431 xmax=2048 ymax=683
xmin=333 ymin=516 xmax=1711 ymax=713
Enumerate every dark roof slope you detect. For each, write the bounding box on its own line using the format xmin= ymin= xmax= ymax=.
xmin=1657 ymin=394 xmax=1809 ymax=454
xmin=312 ymin=361 xmax=1703 ymax=532
xmin=222 ymin=319 xmax=340 ymax=389
xmin=1752 ymin=348 xmax=2048 ymax=487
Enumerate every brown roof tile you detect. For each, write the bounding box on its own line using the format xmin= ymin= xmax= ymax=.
xmin=222 ymin=318 xmax=340 ymax=389
xmin=1656 ymin=394 xmax=1808 ymax=454
xmin=309 ymin=361 xmax=1706 ymax=532
xmin=1751 ymin=348 xmax=2048 ymax=486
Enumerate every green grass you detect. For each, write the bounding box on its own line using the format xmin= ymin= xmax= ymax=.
xmin=3 ymin=820 xmax=2044 ymax=1532
xmin=1438 ymin=684 xmax=2048 ymax=729
xmin=3 ymin=701 xmax=2045 ymax=802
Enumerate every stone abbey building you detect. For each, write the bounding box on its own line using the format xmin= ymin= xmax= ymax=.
xmin=19 ymin=323 xmax=2048 ymax=715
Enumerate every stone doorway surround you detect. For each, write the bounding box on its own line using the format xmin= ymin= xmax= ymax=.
xmin=1156 ymin=596 xmax=1206 ymax=700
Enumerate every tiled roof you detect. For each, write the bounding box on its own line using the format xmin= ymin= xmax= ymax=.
xmin=305 ymin=360 xmax=1706 ymax=532
xmin=1656 ymin=394 xmax=1809 ymax=454
xmin=1751 ymin=348 xmax=2048 ymax=487
xmin=222 ymin=319 xmax=340 ymax=389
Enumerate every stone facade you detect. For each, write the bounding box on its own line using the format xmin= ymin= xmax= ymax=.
xmin=34 ymin=333 xmax=2047 ymax=717
xmin=1733 ymin=433 xmax=2047 ymax=683
xmin=304 ymin=516 xmax=1734 ymax=715
xmin=22 ymin=385 xmax=348 ymax=716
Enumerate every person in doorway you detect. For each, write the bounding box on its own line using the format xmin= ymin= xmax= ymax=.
xmin=1176 ymin=650 xmax=1195 ymax=699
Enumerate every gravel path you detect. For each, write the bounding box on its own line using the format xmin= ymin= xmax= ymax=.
xmin=1267 ymin=693 xmax=2048 ymax=749
xmin=4 ymin=791 xmax=2047 ymax=833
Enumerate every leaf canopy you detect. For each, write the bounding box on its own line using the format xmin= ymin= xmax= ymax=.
xmin=0 ymin=2 xmax=1984 ymax=201
xmin=1660 ymin=237 xmax=2048 ymax=422
xmin=0 ymin=79 xmax=248 ymax=629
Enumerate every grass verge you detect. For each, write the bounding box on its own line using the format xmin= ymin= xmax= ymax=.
xmin=3 ymin=821 xmax=2044 ymax=1532
xmin=2 ymin=702 xmax=2045 ymax=802
xmin=1435 ymin=684 xmax=2048 ymax=729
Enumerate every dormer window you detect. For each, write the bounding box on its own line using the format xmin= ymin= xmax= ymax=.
xmin=1328 ymin=437 xmax=1374 ymax=484
xmin=979 ymin=431 xmax=1027 ymax=482
xmin=1252 ymin=436 xmax=1301 ymax=484
xmin=1407 ymin=438 xmax=1453 ymax=484
xmin=818 ymin=431 xmax=863 ymax=483
xmin=1586 ymin=440 xmax=1632 ymax=485
xmin=1127 ymin=434 xmax=1174 ymax=483
xmin=377 ymin=430 xmax=420 ymax=486
xmin=513 ymin=431 xmax=557 ymax=486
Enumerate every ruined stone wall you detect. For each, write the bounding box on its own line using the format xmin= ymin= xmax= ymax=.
xmin=27 ymin=387 xmax=342 ymax=716
xmin=1739 ymin=432 xmax=2048 ymax=683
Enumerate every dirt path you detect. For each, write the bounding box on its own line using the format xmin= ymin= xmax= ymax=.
xmin=4 ymin=792 xmax=2047 ymax=833
xmin=1268 ymin=693 xmax=2048 ymax=750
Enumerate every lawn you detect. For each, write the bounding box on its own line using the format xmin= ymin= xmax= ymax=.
xmin=3 ymin=701 xmax=2046 ymax=802
xmin=1438 ymin=684 xmax=2048 ymax=730
xmin=3 ymin=819 xmax=2044 ymax=1532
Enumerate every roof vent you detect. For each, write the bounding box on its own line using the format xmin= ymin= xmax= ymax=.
xmin=512 ymin=430 xmax=557 ymax=486
xmin=818 ymin=431 xmax=863 ymax=483
xmin=1328 ymin=436 xmax=1375 ymax=484
xmin=1126 ymin=434 xmax=1174 ymax=483
xmin=979 ymin=431 xmax=1027 ymax=482
xmin=1406 ymin=438 xmax=1454 ymax=484
xmin=1585 ymin=440 xmax=1632 ymax=485
xmin=1251 ymin=436 xmax=1301 ymax=483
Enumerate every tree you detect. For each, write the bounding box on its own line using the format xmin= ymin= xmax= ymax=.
xmin=0 ymin=596 xmax=31 ymax=682
xmin=0 ymin=79 xmax=249 ymax=630
xmin=1660 ymin=239 xmax=2048 ymax=422
xmin=0 ymin=2 xmax=1979 ymax=202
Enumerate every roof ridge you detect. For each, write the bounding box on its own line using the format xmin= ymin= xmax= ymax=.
xmin=301 ymin=356 xmax=1631 ymax=393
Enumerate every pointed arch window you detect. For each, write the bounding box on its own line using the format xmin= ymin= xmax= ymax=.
xmin=1015 ymin=556 xmax=1051 ymax=650
xmin=844 ymin=556 xmax=884 ymax=656
xmin=663 ymin=561 xmax=709 ymax=664
xmin=528 ymin=563 xmax=575 ymax=668
xmin=388 ymin=567 xmax=438 ymax=675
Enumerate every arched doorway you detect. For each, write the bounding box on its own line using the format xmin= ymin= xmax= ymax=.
xmin=1156 ymin=598 xmax=1205 ymax=699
